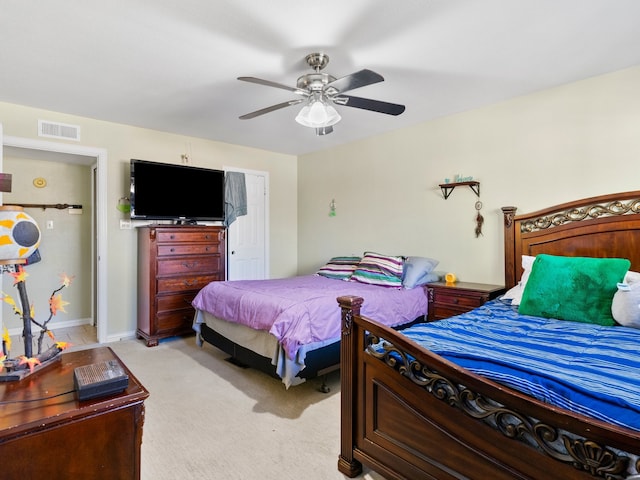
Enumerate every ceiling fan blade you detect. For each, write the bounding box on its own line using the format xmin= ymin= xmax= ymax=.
xmin=333 ymin=95 xmax=405 ymax=116
xmin=238 ymin=76 xmax=307 ymax=95
xmin=239 ymin=99 xmax=303 ymax=120
xmin=325 ymin=69 xmax=384 ymax=94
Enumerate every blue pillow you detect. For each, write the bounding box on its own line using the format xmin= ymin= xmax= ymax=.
xmin=402 ymin=256 xmax=439 ymax=288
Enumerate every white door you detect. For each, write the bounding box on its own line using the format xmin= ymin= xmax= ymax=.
xmin=226 ymin=169 xmax=268 ymax=280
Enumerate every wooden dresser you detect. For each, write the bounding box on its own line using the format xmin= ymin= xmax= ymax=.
xmin=426 ymin=281 xmax=505 ymax=321
xmin=137 ymin=225 xmax=225 ymax=346
xmin=0 ymin=347 xmax=149 ymax=479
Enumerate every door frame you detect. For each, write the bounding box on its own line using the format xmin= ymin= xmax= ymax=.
xmin=2 ymin=135 xmax=108 ymax=343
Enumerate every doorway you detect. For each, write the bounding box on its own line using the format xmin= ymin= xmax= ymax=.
xmin=1 ymin=134 xmax=108 ymax=343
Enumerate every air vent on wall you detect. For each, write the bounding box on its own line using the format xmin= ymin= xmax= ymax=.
xmin=38 ymin=120 xmax=81 ymax=141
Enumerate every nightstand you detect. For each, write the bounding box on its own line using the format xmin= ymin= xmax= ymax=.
xmin=426 ymin=281 xmax=505 ymax=321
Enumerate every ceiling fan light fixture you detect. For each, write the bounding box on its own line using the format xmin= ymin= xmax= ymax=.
xmin=315 ymin=126 xmax=333 ymax=136
xmin=295 ymin=98 xmax=341 ymax=128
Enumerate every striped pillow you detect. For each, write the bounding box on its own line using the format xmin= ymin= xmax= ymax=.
xmin=316 ymin=256 xmax=361 ymax=281
xmin=351 ymin=252 xmax=404 ymax=288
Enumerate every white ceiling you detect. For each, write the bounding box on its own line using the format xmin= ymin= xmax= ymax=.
xmin=1 ymin=1 xmax=639 ymax=156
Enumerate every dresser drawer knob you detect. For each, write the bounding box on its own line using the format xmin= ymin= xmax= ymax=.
xmin=453 ymin=298 xmax=459 ymax=304
xmin=182 ymin=261 xmax=198 ymax=269
xmin=183 ymin=280 xmax=197 ymax=287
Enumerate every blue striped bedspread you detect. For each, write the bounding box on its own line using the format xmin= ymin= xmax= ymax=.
xmin=393 ymin=299 xmax=640 ymax=431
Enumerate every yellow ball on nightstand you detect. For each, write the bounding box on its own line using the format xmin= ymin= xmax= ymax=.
xmin=445 ymin=273 xmax=457 ymax=284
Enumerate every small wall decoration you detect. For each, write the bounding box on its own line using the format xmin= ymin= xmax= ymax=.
xmin=117 ymin=197 xmax=131 ymax=214
xmin=475 ymin=200 xmax=484 ymax=237
xmin=329 ymin=199 xmax=336 ymax=217
xmin=33 ymin=177 xmax=47 ymax=188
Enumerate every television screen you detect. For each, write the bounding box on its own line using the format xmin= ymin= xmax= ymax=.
xmin=130 ymin=159 xmax=225 ymax=222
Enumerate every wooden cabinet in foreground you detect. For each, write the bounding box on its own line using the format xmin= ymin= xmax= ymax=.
xmin=0 ymin=347 xmax=149 ymax=479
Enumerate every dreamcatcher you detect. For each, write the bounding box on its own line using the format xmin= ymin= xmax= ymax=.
xmin=475 ymin=200 xmax=484 ymax=237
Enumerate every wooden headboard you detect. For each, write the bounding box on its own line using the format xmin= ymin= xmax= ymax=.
xmin=503 ymin=191 xmax=640 ymax=289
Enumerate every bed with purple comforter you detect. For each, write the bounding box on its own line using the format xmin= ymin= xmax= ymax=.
xmin=192 ymin=274 xmax=428 ymax=387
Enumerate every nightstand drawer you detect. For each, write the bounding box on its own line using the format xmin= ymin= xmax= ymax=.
xmin=431 ymin=304 xmax=472 ymax=320
xmin=432 ymin=292 xmax=483 ymax=309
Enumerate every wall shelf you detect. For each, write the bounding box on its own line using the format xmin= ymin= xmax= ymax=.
xmin=439 ymin=181 xmax=480 ymax=199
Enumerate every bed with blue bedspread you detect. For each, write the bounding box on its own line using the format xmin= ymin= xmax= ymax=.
xmin=338 ymin=191 xmax=640 ymax=480
xmin=393 ymin=299 xmax=640 ymax=432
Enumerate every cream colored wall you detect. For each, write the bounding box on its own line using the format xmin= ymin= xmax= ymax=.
xmin=2 ymin=64 xmax=638 ymax=339
xmin=297 ymin=66 xmax=640 ymax=285
xmin=0 ymin=103 xmax=298 ymax=339
xmin=2 ymin=158 xmax=92 ymax=331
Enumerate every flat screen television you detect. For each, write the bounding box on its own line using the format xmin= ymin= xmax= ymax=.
xmin=130 ymin=159 xmax=225 ymax=222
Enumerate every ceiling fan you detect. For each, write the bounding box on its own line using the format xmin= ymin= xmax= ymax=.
xmin=238 ymin=53 xmax=405 ymax=136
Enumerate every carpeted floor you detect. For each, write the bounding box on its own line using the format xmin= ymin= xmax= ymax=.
xmin=108 ymin=335 xmax=384 ymax=480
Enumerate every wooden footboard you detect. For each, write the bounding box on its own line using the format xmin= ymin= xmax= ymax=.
xmin=337 ymin=295 xmax=640 ymax=480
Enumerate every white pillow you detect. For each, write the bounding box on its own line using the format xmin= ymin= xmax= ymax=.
xmin=502 ymin=255 xmax=535 ymax=306
xmin=611 ymin=281 xmax=640 ymax=328
xmin=624 ymin=270 xmax=640 ymax=284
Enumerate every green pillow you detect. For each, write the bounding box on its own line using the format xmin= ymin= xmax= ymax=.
xmin=518 ymin=254 xmax=631 ymax=326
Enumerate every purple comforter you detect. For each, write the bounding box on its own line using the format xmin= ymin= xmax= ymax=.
xmin=192 ymin=275 xmax=428 ymax=360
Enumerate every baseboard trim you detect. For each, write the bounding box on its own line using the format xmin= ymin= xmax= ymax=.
xmin=7 ymin=317 xmax=93 ymax=337
xmin=105 ymin=330 xmax=137 ymax=343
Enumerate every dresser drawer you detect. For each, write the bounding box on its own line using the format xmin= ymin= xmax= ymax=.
xmin=156 ymin=309 xmax=194 ymax=334
xmin=157 ymin=293 xmax=196 ymax=314
xmin=156 ymin=230 xmax=221 ymax=244
xmin=157 ymin=243 xmax=221 ymax=256
xmin=157 ymin=274 xmax=220 ymax=293
xmin=157 ymin=256 xmax=221 ymax=275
